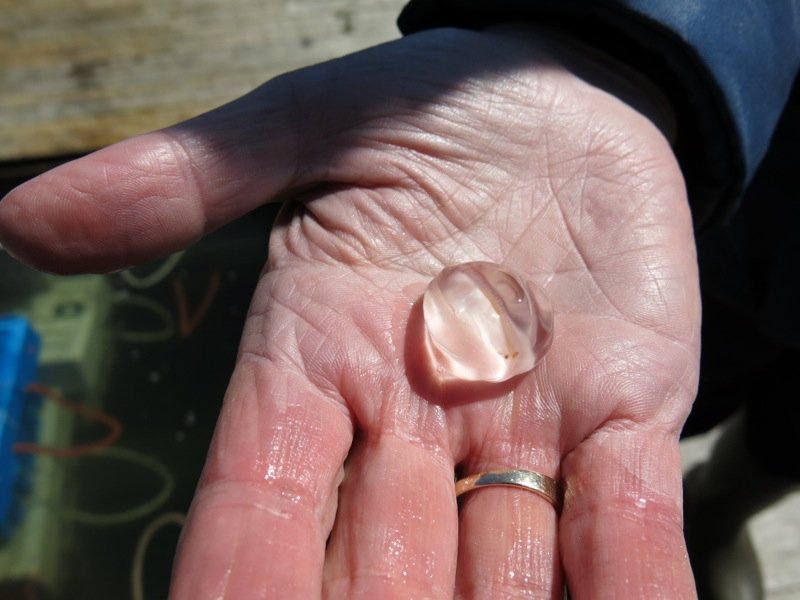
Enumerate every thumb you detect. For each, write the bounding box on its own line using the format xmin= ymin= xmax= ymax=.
xmin=0 ymin=75 xmax=306 ymax=274
xmin=0 ymin=27 xmax=540 ymax=274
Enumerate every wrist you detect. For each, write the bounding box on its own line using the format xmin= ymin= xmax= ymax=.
xmin=484 ymin=23 xmax=677 ymax=144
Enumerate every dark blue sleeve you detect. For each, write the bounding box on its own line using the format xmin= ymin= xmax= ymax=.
xmin=398 ymin=0 xmax=800 ymax=229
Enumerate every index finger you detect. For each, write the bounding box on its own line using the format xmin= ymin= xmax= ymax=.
xmin=170 ymin=351 xmax=353 ymax=598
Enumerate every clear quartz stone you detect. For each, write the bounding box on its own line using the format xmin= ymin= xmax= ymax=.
xmin=422 ymin=262 xmax=553 ymax=382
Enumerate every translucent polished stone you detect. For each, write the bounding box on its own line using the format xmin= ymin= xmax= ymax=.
xmin=422 ymin=262 xmax=553 ymax=382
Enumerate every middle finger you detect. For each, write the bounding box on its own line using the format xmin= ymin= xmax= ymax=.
xmin=323 ymin=429 xmax=459 ymax=599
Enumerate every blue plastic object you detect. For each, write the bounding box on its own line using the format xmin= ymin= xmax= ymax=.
xmin=0 ymin=315 xmax=40 ymax=541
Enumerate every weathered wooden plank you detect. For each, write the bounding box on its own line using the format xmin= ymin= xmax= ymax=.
xmin=0 ymin=0 xmax=406 ymax=160
xmin=682 ymin=429 xmax=800 ymax=600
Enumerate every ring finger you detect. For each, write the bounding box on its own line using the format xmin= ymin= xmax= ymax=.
xmin=455 ymin=405 xmax=562 ymax=599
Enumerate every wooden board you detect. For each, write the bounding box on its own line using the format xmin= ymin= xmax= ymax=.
xmin=0 ymin=0 xmax=406 ymax=161
xmin=682 ymin=430 xmax=800 ymax=600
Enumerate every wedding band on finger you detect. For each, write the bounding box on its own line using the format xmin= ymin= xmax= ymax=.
xmin=455 ymin=469 xmax=563 ymax=511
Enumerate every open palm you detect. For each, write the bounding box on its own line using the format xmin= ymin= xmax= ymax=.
xmin=0 ymin=27 xmax=700 ymax=598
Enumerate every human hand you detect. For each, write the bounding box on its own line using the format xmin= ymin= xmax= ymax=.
xmin=0 ymin=26 xmax=700 ymax=598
